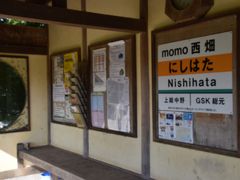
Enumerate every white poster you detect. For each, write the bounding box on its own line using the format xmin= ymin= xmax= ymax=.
xmin=53 ymin=102 xmax=65 ymax=118
xmin=53 ymin=84 xmax=65 ymax=102
xmin=53 ymin=55 xmax=64 ymax=85
xmin=107 ymin=78 xmax=130 ymax=132
xmin=174 ymin=112 xmax=193 ymax=143
xmin=92 ymin=48 xmax=107 ymax=92
xmin=108 ymin=40 xmax=126 ymax=78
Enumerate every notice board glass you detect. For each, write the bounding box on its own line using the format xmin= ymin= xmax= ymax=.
xmin=152 ymin=14 xmax=239 ymax=156
xmin=51 ymin=48 xmax=87 ymax=128
xmin=89 ymin=36 xmax=137 ymax=137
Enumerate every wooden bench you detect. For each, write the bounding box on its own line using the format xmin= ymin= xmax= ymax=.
xmin=18 ymin=145 xmax=145 ymax=180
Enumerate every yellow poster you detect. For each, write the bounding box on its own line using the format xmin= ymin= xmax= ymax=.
xmin=64 ymin=52 xmax=78 ymax=94
xmin=64 ymin=53 xmax=75 ymax=73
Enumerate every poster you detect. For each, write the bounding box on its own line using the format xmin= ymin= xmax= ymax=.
xmin=158 ymin=31 xmax=233 ymax=114
xmin=92 ymin=48 xmax=107 ymax=92
xmin=53 ymin=55 xmax=64 ymax=84
xmin=53 ymin=102 xmax=65 ymax=118
xmin=64 ymin=52 xmax=78 ymax=74
xmin=52 ymin=51 xmax=80 ymax=124
xmin=107 ymin=78 xmax=130 ymax=132
xmin=158 ymin=111 xmax=193 ymax=143
xmin=174 ymin=112 xmax=193 ymax=143
xmin=64 ymin=53 xmax=78 ymax=95
xmin=158 ymin=111 xmax=175 ymax=140
xmin=108 ymin=40 xmax=126 ymax=78
xmin=53 ymin=84 xmax=65 ymax=102
xmin=91 ymin=93 xmax=105 ymax=128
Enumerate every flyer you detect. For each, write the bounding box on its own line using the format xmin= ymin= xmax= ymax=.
xmin=175 ymin=112 xmax=193 ymax=144
xmin=65 ymin=96 xmax=75 ymax=123
xmin=158 ymin=111 xmax=175 ymax=140
xmin=53 ymin=83 xmax=65 ymax=102
xmin=91 ymin=93 xmax=105 ymax=128
xmin=53 ymin=55 xmax=64 ymax=85
xmin=53 ymin=102 xmax=65 ymax=118
xmin=92 ymin=48 xmax=107 ymax=92
xmin=64 ymin=52 xmax=78 ymax=74
xmin=108 ymin=40 xmax=126 ymax=78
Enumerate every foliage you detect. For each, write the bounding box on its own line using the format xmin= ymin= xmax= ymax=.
xmin=0 ymin=18 xmax=46 ymax=28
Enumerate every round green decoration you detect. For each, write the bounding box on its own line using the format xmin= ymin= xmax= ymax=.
xmin=0 ymin=62 xmax=26 ymax=130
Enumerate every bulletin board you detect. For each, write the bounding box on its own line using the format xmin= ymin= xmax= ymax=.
xmin=152 ymin=14 xmax=240 ymax=156
xmin=89 ymin=36 xmax=137 ymax=137
xmin=51 ymin=48 xmax=88 ymax=128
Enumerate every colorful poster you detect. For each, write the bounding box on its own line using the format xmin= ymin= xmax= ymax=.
xmin=64 ymin=52 xmax=78 ymax=94
xmin=158 ymin=111 xmax=193 ymax=143
xmin=158 ymin=31 xmax=233 ymax=114
xmin=108 ymin=40 xmax=126 ymax=78
xmin=92 ymin=48 xmax=107 ymax=92
xmin=64 ymin=52 xmax=78 ymax=74
xmin=158 ymin=111 xmax=175 ymax=140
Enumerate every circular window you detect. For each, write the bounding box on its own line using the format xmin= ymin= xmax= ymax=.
xmin=171 ymin=0 xmax=193 ymax=10
xmin=0 ymin=62 xmax=26 ymax=130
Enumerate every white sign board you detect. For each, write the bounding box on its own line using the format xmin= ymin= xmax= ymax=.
xmin=158 ymin=31 xmax=233 ymax=115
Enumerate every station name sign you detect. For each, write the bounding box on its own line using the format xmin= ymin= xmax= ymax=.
xmin=158 ymin=32 xmax=233 ymax=114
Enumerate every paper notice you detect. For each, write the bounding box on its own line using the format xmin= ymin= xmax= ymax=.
xmin=158 ymin=111 xmax=175 ymax=140
xmin=108 ymin=40 xmax=126 ymax=78
xmin=53 ymin=83 xmax=65 ymax=102
xmin=53 ymin=55 xmax=64 ymax=84
xmin=92 ymin=48 xmax=107 ymax=92
xmin=65 ymin=96 xmax=75 ymax=122
xmin=64 ymin=52 xmax=78 ymax=74
xmin=107 ymin=78 xmax=130 ymax=132
xmin=53 ymin=102 xmax=65 ymax=118
xmin=174 ymin=112 xmax=193 ymax=144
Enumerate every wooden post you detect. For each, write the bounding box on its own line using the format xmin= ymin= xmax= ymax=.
xmin=140 ymin=0 xmax=150 ymax=179
xmin=81 ymin=0 xmax=89 ymax=158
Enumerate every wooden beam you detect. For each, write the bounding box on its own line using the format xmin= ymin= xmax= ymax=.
xmin=0 ymin=45 xmax=48 ymax=55
xmin=52 ymin=0 xmax=67 ymax=8
xmin=140 ymin=0 xmax=148 ymax=22
xmin=25 ymin=0 xmax=50 ymax=5
xmin=0 ymin=0 xmax=146 ymax=32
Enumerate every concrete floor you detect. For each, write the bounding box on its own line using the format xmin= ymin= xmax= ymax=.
xmin=5 ymin=173 xmax=50 ymax=180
